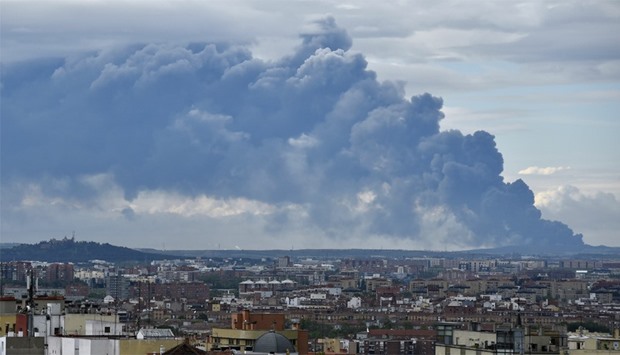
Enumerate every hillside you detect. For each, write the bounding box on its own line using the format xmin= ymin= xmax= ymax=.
xmin=140 ymin=244 xmax=620 ymax=260
xmin=0 ymin=237 xmax=176 ymax=263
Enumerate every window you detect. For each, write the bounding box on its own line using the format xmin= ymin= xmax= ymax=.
xmin=104 ymin=326 xmax=111 ymax=333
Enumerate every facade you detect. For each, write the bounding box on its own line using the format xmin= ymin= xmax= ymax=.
xmin=209 ymin=328 xmax=306 ymax=354
xmin=0 ymin=262 xmax=31 ymax=283
xmin=209 ymin=310 xmax=308 ymax=353
xmin=44 ymin=336 xmax=183 ymax=355
xmin=231 ymin=309 xmax=286 ymax=331
xmin=277 ymin=256 xmax=291 ymax=269
xmin=46 ymin=263 xmax=75 ymax=284
xmin=0 ymin=336 xmax=45 ymax=355
xmin=131 ymin=281 xmax=210 ymax=302
xmin=567 ymin=328 xmax=620 ymax=354
xmin=31 ymin=303 xmax=65 ymax=337
xmin=359 ymin=329 xmax=437 ymax=355
xmin=0 ymin=297 xmax=17 ymax=338
xmin=105 ymin=274 xmax=129 ymax=301
xmin=358 ymin=329 xmax=436 ymax=354
xmin=435 ymin=323 xmax=567 ymax=354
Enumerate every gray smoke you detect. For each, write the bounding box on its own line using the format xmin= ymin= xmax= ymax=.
xmin=0 ymin=17 xmax=584 ymax=250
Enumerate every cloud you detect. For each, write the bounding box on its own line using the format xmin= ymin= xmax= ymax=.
xmin=536 ymin=185 xmax=620 ymax=246
xmin=1 ymin=17 xmax=585 ymax=250
xmin=518 ymin=166 xmax=570 ymax=176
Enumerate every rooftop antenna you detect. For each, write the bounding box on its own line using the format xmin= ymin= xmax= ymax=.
xmin=26 ymin=269 xmax=37 ymax=337
xmin=136 ymin=281 xmax=142 ymax=333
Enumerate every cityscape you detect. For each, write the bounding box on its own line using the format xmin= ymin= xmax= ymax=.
xmin=1 ymin=238 xmax=620 ymax=354
xmin=2 ymin=1 xmax=619 ymax=354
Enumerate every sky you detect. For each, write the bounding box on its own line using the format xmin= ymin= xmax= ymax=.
xmin=1 ymin=0 xmax=619 ymax=250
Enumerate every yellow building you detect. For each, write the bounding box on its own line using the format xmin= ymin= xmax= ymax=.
xmin=44 ymin=336 xmax=184 ymax=354
xmin=567 ymin=328 xmax=620 ymax=354
xmin=208 ymin=301 xmax=221 ymax=312
xmin=0 ymin=314 xmax=17 ymax=336
xmin=120 ymin=338 xmax=185 ymax=354
xmin=318 ymin=337 xmax=357 ymax=354
xmin=209 ymin=328 xmax=305 ymax=352
xmin=0 ymin=296 xmax=17 ymax=337
xmin=64 ymin=313 xmax=119 ymax=335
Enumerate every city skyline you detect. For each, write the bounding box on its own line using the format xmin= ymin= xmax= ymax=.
xmin=1 ymin=1 xmax=619 ymax=250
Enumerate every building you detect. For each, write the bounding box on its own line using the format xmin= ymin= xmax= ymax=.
xmin=277 ymin=256 xmax=291 ymax=269
xmin=131 ymin=281 xmax=210 ymax=302
xmin=208 ymin=310 xmax=308 ymax=353
xmin=253 ymin=330 xmax=298 ymax=354
xmin=106 ymin=273 xmax=129 ymax=301
xmin=0 ymin=297 xmax=17 ymax=338
xmin=435 ymin=321 xmax=568 ymax=354
xmin=231 ymin=309 xmax=286 ymax=331
xmin=0 ymin=336 xmax=45 ymax=355
xmin=46 ymin=263 xmax=75 ymax=283
xmin=0 ymin=262 xmax=31 ymax=282
xmin=137 ymin=328 xmax=175 ymax=339
xmin=567 ymin=328 xmax=620 ymax=354
xmin=359 ymin=329 xmax=436 ymax=354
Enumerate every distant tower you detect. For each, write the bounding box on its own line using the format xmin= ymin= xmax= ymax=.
xmin=277 ymin=256 xmax=291 ymax=269
xmin=26 ymin=269 xmax=37 ymax=337
xmin=105 ymin=272 xmax=129 ymax=300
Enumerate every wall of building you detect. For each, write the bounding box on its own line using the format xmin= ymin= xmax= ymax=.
xmin=46 ymin=336 xmax=121 ymax=355
xmin=0 ymin=336 xmax=45 ymax=355
xmin=0 ymin=299 xmax=16 ymax=316
xmin=231 ymin=310 xmax=285 ymax=331
xmin=435 ymin=344 xmax=496 ymax=354
xmin=85 ymin=319 xmax=124 ymax=336
xmin=453 ymin=329 xmax=497 ymax=348
xmin=209 ymin=328 xmax=307 ymax=353
xmin=0 ymin=315 xmax=16 ymax=337
xmin=119 ymin=338 xmax=182 ymax=355
xmin=64 ymin=313 xmax=118 ymax=335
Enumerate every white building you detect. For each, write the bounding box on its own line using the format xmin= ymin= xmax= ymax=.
xmin=347 ymin=297 xmax=362 ymax=309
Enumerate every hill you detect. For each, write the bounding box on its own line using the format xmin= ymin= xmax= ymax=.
xmin=139 ymin=244 xmax=620 ymax=260
xmin=0 ymin=237 xmax=176 ymax=263
xmin=3 ymin=238 xmax=618 ymax=263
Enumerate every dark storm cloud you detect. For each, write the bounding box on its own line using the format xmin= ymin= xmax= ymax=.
xmin=0 ymin=17 xmax=583 ymax=249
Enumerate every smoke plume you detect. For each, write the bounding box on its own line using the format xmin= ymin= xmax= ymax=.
xmin=0 ymin=17 xmax=584 ymax=250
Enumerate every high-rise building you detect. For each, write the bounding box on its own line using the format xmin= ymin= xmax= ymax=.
xmin=105 ymin=273 xmax=129 ymax=301
xmin=46 ymin=263 xmax=74 ymax=283
xmin=277 ymin=256 xmax=291 ymax=268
